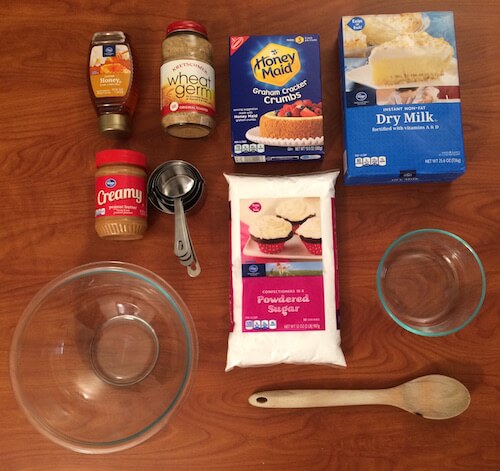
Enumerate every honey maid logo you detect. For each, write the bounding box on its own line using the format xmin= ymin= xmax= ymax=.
xmin=251 ymin=43 xmax=301 ymax=86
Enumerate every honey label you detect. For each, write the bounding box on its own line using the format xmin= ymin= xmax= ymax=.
xmin=95 ymin=175 xmax=146 ymax=219
xmin=160 ymin=60 xmax=216 ymax=117
xmin=89 ymin=45 xmax=131 ymax=98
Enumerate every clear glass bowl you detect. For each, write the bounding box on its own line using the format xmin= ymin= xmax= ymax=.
xmin=9 ymin=262 xmax=198 ymax=453
xmin=377 ymin=229 xmax=486 ymax=336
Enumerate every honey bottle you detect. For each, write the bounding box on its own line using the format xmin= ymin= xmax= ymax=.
xmin=88 ymin=31 xmax=138 ymax=138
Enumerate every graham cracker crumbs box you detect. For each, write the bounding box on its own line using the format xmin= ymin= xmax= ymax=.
xmin=230 ymin=34 xmax=324 ymax=163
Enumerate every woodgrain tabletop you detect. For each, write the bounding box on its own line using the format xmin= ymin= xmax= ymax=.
xmin=1 ymin=1 xmax=499 ymax=469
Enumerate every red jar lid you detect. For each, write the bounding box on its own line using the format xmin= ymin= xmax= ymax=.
xmin=166 ymin=20 xmax=208 ymax=37
xmin=96 ymin=149 xmax=147 ymax=168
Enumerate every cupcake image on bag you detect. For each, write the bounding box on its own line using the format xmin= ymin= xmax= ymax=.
xmin=249 ymin=215 xmax=293 ymax=254
xmin=296 ymin=216 xmax=322 ymax=255
xmin=275 ymin=198 xmax=315 ymax=231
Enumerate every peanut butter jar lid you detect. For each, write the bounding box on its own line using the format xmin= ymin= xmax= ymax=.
xmin=96 ymin=149 xmax=147 ymax=168
xmin=98 ymin=113 xmax=131 ymax=138
xmin=166 ymin=20 xmax=208 ymax=37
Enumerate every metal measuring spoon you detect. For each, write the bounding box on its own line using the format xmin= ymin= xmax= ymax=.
xmin=161 ymin=174 xmax=194 ymax=256
xmin=160 ymin=174 xmax=201 ymax=277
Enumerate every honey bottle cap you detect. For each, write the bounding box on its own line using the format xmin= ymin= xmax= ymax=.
xmin=98 ymin=113 xmax=131 ymax=138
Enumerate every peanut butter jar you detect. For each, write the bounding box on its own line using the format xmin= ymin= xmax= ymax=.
xmin=95 ymin=149 xmax=148 ymax=240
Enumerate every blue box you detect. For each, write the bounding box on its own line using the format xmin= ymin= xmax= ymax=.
xmin=229 ymin=34 xmax=324 ymax=163
xmin=339 ymin=12 xmax=466 ymax=184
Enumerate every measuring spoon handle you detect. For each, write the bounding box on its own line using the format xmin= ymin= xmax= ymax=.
xmin=173 ymin=200 xmax=201 ymax=277
xmin=174 ymin=198 xmax=191 ymax=259
xmin=181 ymin=234 xmax=201 ymax=278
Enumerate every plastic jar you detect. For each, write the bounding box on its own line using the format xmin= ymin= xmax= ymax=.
xmin=95 ymin=149 xmax=148 ymax=240
xmin=160 ymin=20 xmax=216 ymax=138
xmin=88 ymin=31 xmax=138 ymax=138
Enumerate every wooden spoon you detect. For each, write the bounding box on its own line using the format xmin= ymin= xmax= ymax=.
xmin=248 ymin=375 xmax=471 ymax=420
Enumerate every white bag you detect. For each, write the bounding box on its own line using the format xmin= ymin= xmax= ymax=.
xmin=225 ymin=171 xmax=346 ymax=371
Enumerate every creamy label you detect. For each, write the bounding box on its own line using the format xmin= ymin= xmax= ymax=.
xmin=89 ymin=45 xmax=131 ymax=98
xmin=161 ymin=59 xmax=215 ymax=117
xmin=95 ymin=175 xmax=146 ymax=219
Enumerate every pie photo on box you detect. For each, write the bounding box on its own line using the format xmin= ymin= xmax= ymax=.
xmin=342 ymin=13 xmax=423 ymax=57
xmin=362 ymin=13 xmax=424 ymax=45
xmin=342 ymin=21 xmax=368 ymax=58
xmin=343 ymin=13 xmax=457 ymax=88
xmin=369 ymin=32 xmax=453 ymax=86
xmin=258 ymin=99 xmax=323 ymax=141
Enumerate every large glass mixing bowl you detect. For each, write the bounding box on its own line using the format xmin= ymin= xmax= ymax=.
xmin=9 ymin=262 xmax=198 ymax=453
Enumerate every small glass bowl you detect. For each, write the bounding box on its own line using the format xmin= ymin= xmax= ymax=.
xmin=9 ymin=262 xmax=198 ymax=453
xmin=377 ymin=229 xmax=486 ymax=336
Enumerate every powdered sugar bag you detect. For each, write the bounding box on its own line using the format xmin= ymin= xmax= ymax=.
xmin=224 ymin=171 xmax=346 ymax=371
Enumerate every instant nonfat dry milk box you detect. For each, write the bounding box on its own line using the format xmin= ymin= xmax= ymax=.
xmin=339 ymin=12 xmax=466 ymax=184
xmin=230 ymin=34 xmax=324 ymax=163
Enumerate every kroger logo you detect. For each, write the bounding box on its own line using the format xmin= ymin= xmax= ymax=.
xmin=103 ymin=45 xmax=116 ymax=57
xmin=105 ymin=178 xmax=117 ymax=188
xmin=355 ymin=91 xmax=368 ymax=102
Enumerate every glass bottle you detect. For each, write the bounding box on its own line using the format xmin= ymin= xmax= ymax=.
xmin=160 ymin=21 xmax=216 ymax=138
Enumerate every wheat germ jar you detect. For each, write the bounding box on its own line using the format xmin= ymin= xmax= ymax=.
xmin=160 ymin=20 xmax=216 ymax=138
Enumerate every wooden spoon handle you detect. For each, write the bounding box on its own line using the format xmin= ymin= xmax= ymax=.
xmin=249 ymin=389 xmax=395 ymax=409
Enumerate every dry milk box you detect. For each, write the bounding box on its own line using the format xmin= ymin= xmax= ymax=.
xmin=229 ymin=34 xmax=324 ymax=163
xmin=339 ymin=12 xmax=466 ymax=184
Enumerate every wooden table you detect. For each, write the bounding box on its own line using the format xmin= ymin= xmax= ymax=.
xmin=2 ymin=1 xmax=499 ymax=469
